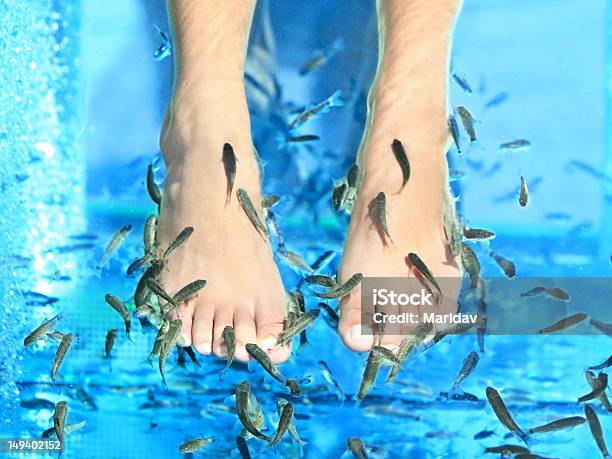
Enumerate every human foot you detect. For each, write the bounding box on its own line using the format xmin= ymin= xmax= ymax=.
xmin=156 ymin=93 xmax=290 ymax=364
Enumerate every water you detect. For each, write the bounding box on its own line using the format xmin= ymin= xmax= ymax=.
xmin=2 ymin=1 xmax=611 ymax=458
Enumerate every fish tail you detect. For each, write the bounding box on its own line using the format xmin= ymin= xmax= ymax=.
xmin=328 ymin=90 xmax=344 ymax=108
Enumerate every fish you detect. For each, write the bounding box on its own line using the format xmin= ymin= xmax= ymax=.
xmin=484 ymin=445 xmax=529 ymax=455
xmin=42 ymin=420 xmax=87 ymax=439
xmin=347 ymin=437 xmax=369 ymax=459
xmin=484 ymin=91 xmax=509 ymax=109
xmin=500 ymin=139 xmax=531 ymax=151
xmin=592 ymin=319 xmax=612 ymax=336
xmin=277 ymin=248 xmax=313 ymax=274
xmin=245 ymin=343 xmax=300 ymax=395
xmin=183 ymin=346 xmax=201 ymax=368
xmin=586 ymin=371 xmax=612 ymax=412
xmin=538 ymin=312 xmax=588 ymax=334
xmin=490 ymin=251 xmax=516 ymax=278
xmin=163 ymin=279 xmax=207 ymax=314
xmin=463 ymin=228 xmax=495 ymax=240
xmin=53 ymin=401 xmax=68 ymax=451
xmin=545 ymin=287 xmax=570 ymax=301
xmin=310 ymin=250 xmax=336 ymax=272
xmin=373 ymin=192 xmax=393 ymax=242
xmin=143 ymin=214 xmax=158 ymax=255
xmin=145 ymin=279 xmax=176 ymax=308
xmin=148 ymin=320 xmax=169 ymax=363
xmin=451 ymin=351 xmax=480 ymax=389
xmin=356 ymin=349 xmax=383 ymax=403
xmin=163 ymin=226 xmax=194 ymax=259
xmin=277 ymin=398 xmax=303 ymax=444
xmin=235 ymin=381 xmax=272 ymax=442
xmin=236 ymin=436 xmax=252 ymax=459
xmin=448 ymin=114 xmax=461 ymax=154
xmin=387 ymin=322 xmax=433 ymax=383
xmin=486 ymin=386 xmax=529 ymax=445
xmin=270 ymin=400 xmax=294 ymax=445
xmin=146 ymin=164 xmax=162 ymax=206
xmin=299 ymin=38 xmax=343 ymax=76
xmin=452 ymin=74 xmax=473 ymax=94
xmin=277 ymin=309 xmax=320 ymax=346
xmin=388 ymin=139 xmax=411 ymax=192
xmin=104 ymin=329 xmax=118 ymax=359
xmin=24 ymin=312 xmax=62 ymax=346
xmin=178 ymin=438 xmax=214 ymax=453
xmin=134 ymin=261 xmax=163 ymax=308
xmin=372 ymin=346 xmax=401 ymax=364
xmin=304 ymin=275 xmax=337 ymax=288
xmin=456 ymin=106 xmax=477 ymax=141
xmin=315 ymin=272 xmax=363 ymax=300
xmin=527 ymin=416 xmax=585 ymax=434
xmin=585 ymin=405 xmax=610 ymax=458
xmin=460 ymin=243 xmax=481 ymax=288
xmin=158 ymin=319 xmax=182 ymax=388
xmin=520 ymin=287 xmax=547 ymax=298
xmin=346 ymin=163 xmax=360 ymax=190
xmin=220 ymin=326 xmax=236 ymax=379
xmin=449 ymin=169 xmax=466 ymax=182
xmin=566 ymin=160 xmax=612 ymax=184
xmin=237 ymin=188 xmax=268 ymax=237
xmin=153 ymin=25 xmax=171 ymax=61
xmin=222 ymin=143 xmax=237 ymax=204
xmin=519 ymin=176 xmax=529 ymax=207
xmin=286 ymin=134 xmax=320 ymax=143
xmin=20 ymin=397 xmax=56 ymax=411
xmin=578 ymin=373 xmax=608 ymax=403
xmin=51 ymin=334 xmax=73 ymax=381
xmin=261 ymin=195 xmax=280 ymax=210
xmin=319 ymin=302 xmax=339 ymax=332
xmin=332 ymin=182 xmax=348 ymax=211
xmin=318 ymin=360 xmax=344 ymax=401
xmin=407 ymin=252 xmax=442 ymax=297
xmin=590 ymin=355 xmax=612 ymax=371
xmin=473 ymin=429 xmax=495 ymax=440
xmin=104 ymin=294 xmax=132 ymax=337
xmin=288 ymin=90 xmax=343 ymax=129
xmin=96 ymin=224 xmax=132 ymax=269
xmin=75 ymin=386 xmax=97 ymax=411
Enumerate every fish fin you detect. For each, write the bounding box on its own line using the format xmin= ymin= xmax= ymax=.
xmin=328 ymin=90 xmax=344 ymax=107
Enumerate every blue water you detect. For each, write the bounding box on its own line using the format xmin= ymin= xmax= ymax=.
xmin=2 ymin=1 xmax=612 ymax=458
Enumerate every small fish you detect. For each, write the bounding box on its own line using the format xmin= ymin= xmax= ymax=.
xmin=222 ymin=143 xmax=237 ymax=204
xmin=590 ymin=355 xmax=612 ymax=371
xmin=538 ymin=312 xmax=588 ymax=334
xmin=146 ymin=164 xmax=162 ymax=206
xmin=220 ymin=326 xmax=236 ymax=379
xmin=104 ymin=294 xmax=132 ymax=337
xmin=143 ymin=214 xmax=158 ymax=255
xmin=245 ymin=343 xmax=300 ymax=395
xmin=104 ymin=329 xmax=118 ymax=359
xmin=134 ymin=261 xmax=163 ymax=308
xmin=387 ymin=322 xmax=433 ymax=383
xmin=96 ymin=224 xmax=132 ymax=269
xmin=463 ymin=228 xmax=495 ymax=240
xmin=318 ymin=360 xmax=344 ymax=401
xmin=357 ymin=349 xmax=383 ymax=403
xmin=163 ymin=226 xmax=194 ymax=259
xmin=261 ymin=195 xmax=280 ymax=210
xmin=448 ymin=114 xmax=461 ymax=154
xmin=53 ymin=401 xmax=68 ymax=450
xmin=452 ymin=74 xmax=473 ymax=94
xmin=520 ymin=287 xmax=547 ymax=298
xmin=277 ymin=309 xmax=320 ymax=346
xmin=148 ymin=320 xmax=169 ymax=363
xmin=586 ymin=370 xmax=612 ymax=412
xmin=310 ymin=250 xmax=336 ymax=272
xmin=315 ymin=272 xmax=363 ymax=300
xmin=159 ymin=319 xmax=182 ymax=388
xmin=299 ymin=38 xmax=343 ymax=76
xmin=179 ymin=437 xmax=214 ymax=454
xmin=288 ymin=90 xmax=343 ymax=130
xmin=473 ymin=429 xmax=495 ymax=440
xmin=24 ymin=313 xmax=62 ymax=346
xmin=451 ymin=351 xmax=480 ymax=389
xmin=286 ymin=134 xmax=320 ymax=143
xmin=484 ymin=445 xmax=529 ymax=455
xmin=304 ymin=275 xmax=337 ymax=288
xmin=545 ymin=287 xmax=570 ymax=301
xmin=390 ymin=139 xmax=410 ymax=192
xmin=407 ymin=252 xmax=442 ymax=297
xmin=237 ymin=188 xmax=268 ymax=237
xmin=519 ymin=176 xmax=529 ymax=207
xmin=319 ymin=302 xmax=339 ymax=331
xmin=490 ymin=251 xmax=516 ymax=279
xmin=51 ymin=334 xmax=73 ymax=381
xmin=460 ymin=243 xmax=481 ymax=288
xmin=372 ymin=346 xmax=401 ymax=364
xmin=277 ymin=248 xmax=313 ymax=274
xmin=153 ymin=25 xmax=171 ymax=61
xmin=42 ymin=420 xmax=87 ymax=439
xmin=270 ymin=400 xmax=294 ymax=445
xmin=347 ymin=163 xmax=360 ymax=189
xmin=164 ymin=279 xmax=207 ymax=314
xmin=456 ymin=106 xmax=477 ymax=141
xmin=578 ymin=373 xmax=608 ymax=403
xmin=486 ymin=386 xmax=529 ymax=445
xmin=277 ymin=398 xmax=303 ymax=444
xmin=75 ymin=386 xmax=97 ymax=411
xmin=235 ymin=381 xmax=272 ymax=442
xmin=585 ymin=405 xmax=610 ymax=458
xmin=236 ymin=436 xmax=252 ymax=459
xmin=528 ymin=416 xmax=585 ymax=434
xmin=347 ymin=437 xmax=369 ymax=459
xmin=183 ymin=346 xmax=201 ymax=368
xmin=500 ymin=139 xmax=531 ymax=151
xmin=484 ymin=91 xmax=509 ymax=109
xmin=332 ymin=182 xmax=348 ymax=211
xmin=592 ymin=319 xmax=612 ymax=336
xmin=145 ymin=279 xmax=176 ymax=307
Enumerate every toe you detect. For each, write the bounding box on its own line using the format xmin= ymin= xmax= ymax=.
xmin=212 ymin=309 xmax=233 ymax=357
xmin=256 ymin=316 xmax=291 ymax=364
xmin=339 ymin=304 xmax=375 ymax=352
xmin=192 ymin=305 xmax=214 ymax=355
xmin=170 ymin=306 xmax=193 ymax=347
xmin=234 ymin=309 xmax=257 ymax=362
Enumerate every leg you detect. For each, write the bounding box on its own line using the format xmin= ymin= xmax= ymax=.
xmin=338 ymin=0 xmax=463 ymax=351
xmin=158 ymin=0 xmax=290 ymax=363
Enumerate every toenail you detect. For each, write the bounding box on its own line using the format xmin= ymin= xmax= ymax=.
xmin=260 ymin=336 xmax=277 ymax=350
xmin=197 ymin=342 xmax=211 ymax=354
xmin=177 ymin=334 xmax=188 ymax=347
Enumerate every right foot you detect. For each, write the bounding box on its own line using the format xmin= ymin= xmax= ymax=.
xmin=156 ymin=90 xmax=290 ymax=364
